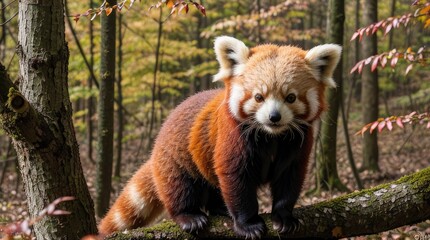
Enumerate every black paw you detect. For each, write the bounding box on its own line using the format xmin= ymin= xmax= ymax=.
xmin=271 ymin=212 xmax=300 ymax=234
xmin=174 ymin=213 xmax=208 ymax=233
xmin=233 ymin=216 xmax=267 ymax=239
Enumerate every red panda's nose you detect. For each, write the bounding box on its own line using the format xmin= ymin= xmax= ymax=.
xmin=269 ymin=111 xmax=281 ymax=123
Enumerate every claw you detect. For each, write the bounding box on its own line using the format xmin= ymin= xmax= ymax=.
xmin=174 ymin=213 xmax=208 ymax=233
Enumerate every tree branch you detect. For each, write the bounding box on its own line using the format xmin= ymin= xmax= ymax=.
xmin=0 ymin=62 xmax=55 ymax=148
xmin=105 ymin=167 xmax=430 ymax=239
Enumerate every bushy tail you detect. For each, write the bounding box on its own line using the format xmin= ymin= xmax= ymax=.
xmin=98 ymin=160 xmax=164 ymax=235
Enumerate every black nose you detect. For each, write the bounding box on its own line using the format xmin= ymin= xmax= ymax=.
xmin=269 ymin=111 xmax=281 ymax=123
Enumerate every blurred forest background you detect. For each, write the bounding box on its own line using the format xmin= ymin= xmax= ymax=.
xmin=0 ymin=0 xmax=429 ymax=238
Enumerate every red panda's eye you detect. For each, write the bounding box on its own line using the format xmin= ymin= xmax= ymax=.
xmin=254 ymin=94 xmax=264 ymax=103
xmin=285 ymin=93 xmax=296 ymax=103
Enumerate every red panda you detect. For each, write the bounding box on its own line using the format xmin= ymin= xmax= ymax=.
xmin=99 ymin=36 xmax=341 ymax=238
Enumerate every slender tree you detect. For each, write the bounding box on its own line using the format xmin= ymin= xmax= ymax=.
xmin=361 ymin=0 xmax=379 ymax=171
xmin=317 ymin=0 xmax=347 ymax=191
xmin=115 ymin=12 xmax=124 ymax=178
xmin=88 ymin=0 xmax=96 ymax=163
xmin=0 ymin=0 xmax=5 ymax=61
xmin=0 ymin=0 xmax=97 ymax=238
xmin=96 ymin=0 xmax=117 ymax=217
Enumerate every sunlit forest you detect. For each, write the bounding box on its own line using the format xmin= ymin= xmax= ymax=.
xmin=0 ymin=0 xmax=429 ymax=239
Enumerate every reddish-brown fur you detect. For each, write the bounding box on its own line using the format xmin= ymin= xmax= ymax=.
xmin=99 ymin=38 xmax=340 ymax=238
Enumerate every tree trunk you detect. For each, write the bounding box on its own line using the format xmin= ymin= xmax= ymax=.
xmin=105 ymin=166 xmax=430 ymax=239
xmin=317 ymin=0 xmax=347 ymax=191
xmin=361 ymin=0 xmax=379 ymax=171
xmin=114 ymin=12 xmax=124 ymax=179
xmin=0 ymin=0 xmax=5 ymax=62
xmin=96 ymin=0 xmax=117 ymax=217
xmin=0 ymin=0 xmax=97 ymax=238
xmin=346 ymin=0 xmax=361 ymax=118
xmin=87 ymin=0 xmax=96 ymax=164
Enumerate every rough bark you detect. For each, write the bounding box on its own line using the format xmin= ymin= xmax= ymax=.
xmin=105 ymin=167 xmax=430 ymax=239
xmin=0 ymin=0 xmax=97 ymax=238
xmin=96 ymin=0 xmax=117 ymax=217
xmin=318 ymin=0 xmax=347 ymax=191
xmin=361 ymin=0 xmax=379 ymax=171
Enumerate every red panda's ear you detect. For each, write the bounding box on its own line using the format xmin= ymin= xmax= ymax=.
xmin=305 ymin=44 xmax=342 ymax=88
xmin=213 ymin=36 xmax=250 ymax=82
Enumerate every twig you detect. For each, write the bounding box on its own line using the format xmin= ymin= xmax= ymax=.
xmin=396 ymin=127 xmax=415 ymax=155
xmin=0 ymin=11 xmax=17 ymax=26
xmin=1 ymin=0 xmax=16 ymax=10
xmin=340 ymin=93 xmax=363 ymax=189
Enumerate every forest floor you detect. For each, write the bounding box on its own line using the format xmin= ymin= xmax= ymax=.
xmin=0 ymin=116 xmax=429 ymax=239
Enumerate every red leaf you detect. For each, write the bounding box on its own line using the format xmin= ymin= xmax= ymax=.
xmin=393 ymin=18 xmax=399 ymax=28
xmin=358 ymin=61 xmax=365 ymax=74
xmin=396 ymin=117 xmax=404 ymax=128
xmin=384 ymin=23 xmax=393 ymax=36
xmin=405 ymin=64 xmax=413 ymax=75
xmin=372 ymin=24 xmax=379 ymax=34
xmin=417 ymin=47 xmax=424 ymax=54
xmin=391 ymin=55 xmax=399 ymax=68
xmin=350 ymin=61 xmax=361 ymax=73
xmin=386 ymin=120 xmax=393 ymax=131
xmin=370 ymin=121 xmax=379 ymax=134
xmin=351 ymin=31 xmax=360 ymax=41
xmin=105 ymin=7 xmax=113 ymax=16
xmin=378 ymin=121 xmax=386 ymax=132
xmin=381 ymin=55 xmax=387 ymax=68
xmin=365 ymin=56 xmax=373 ymax=65
xmin=407 ymin=111 xmax=417 ymax=118
xmin=357 ymin=124 xmax=370 ymax=136
xmin=365 ymin=25 xmax=373 ymax=35
xmin=371 ymin=56 xmax=380 ymax=72
xmin=193 ymin=2 xmax=206 ymax=16
xmin=170 ymin=5 xmax=177 ymax=15
xmin=359 ymin=28 xmax=366 ymax=41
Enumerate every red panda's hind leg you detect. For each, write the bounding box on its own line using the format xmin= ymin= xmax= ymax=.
xmin=154 ymin=164 xmax=209 ymax=233
xmin=169 ymin=176 xmax=209 ymax=233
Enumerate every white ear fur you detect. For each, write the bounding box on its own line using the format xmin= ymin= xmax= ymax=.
xmin=213 ymin=36 xmax=250 ymax=82
xmin=305 ymin=44 xmax=342 ymax=88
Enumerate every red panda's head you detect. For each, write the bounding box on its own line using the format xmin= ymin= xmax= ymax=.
xmin=213 ymin=36 xmax=341 ymax=136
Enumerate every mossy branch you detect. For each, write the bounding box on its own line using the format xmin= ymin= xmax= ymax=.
xmin=105 ymin=167 xmax=430 ymax=239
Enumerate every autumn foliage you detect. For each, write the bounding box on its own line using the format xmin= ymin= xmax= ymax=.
xmin=352 ymin=0 xmax=430 ymax=135
xmin=0 ymin=197 xmax=75 ymax=240
xmin=72 ymin=0 xmax=206 ymax=22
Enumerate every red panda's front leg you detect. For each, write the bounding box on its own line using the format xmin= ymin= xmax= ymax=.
xmin=270 ymin=126 xmax=314 ymax=234
xmin=213 ymin=109 xmax=266 ymax=239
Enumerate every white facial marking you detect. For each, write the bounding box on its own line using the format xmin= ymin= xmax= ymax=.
xmin=229 ymin=84 xmax=245 ymax=120
xmin=261 ymin=84 xmax=268 ymax=96
xmin=243 ymin=98 xmax=255 ymax=116
xmin=255 ymin=98 xmax=293 ymax=135
xmin=114 ymin=211 xmax=128 ymax=230
xmin=305 ymin=88 xmax=319 ymax=121
xmin=282 ymin=84 xmax=289 ymax=95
